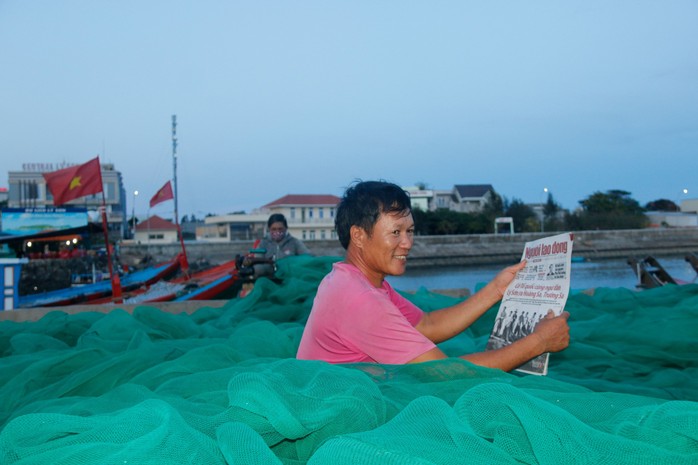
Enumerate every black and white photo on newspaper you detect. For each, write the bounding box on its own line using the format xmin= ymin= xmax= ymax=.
xmin=486 ymin=232 xmax=574 ymax=375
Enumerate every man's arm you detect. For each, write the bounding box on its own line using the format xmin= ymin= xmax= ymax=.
xmin=415 ymin=261 xmax=526 ymax=343
xmin=409 ymin=310 xmax=570 ymax=372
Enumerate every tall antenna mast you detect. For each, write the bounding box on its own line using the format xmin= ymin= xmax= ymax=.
xmin=172 ymin=114 xmax=179 ymax=229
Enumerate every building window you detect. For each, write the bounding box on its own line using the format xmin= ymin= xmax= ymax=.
xmin=331 ymin=230 xmax=337 ymax=239
xmin=320 ymin=230 xmax=326 ymax=239
xmin=290 ymin=207 xmax=296 ymax=219
xmin=330 ymin=208 xmax=335 ymax=218
xmin=319 ymin=208 xmax=324 ymax=219
xmin=308 ymin=208 xmax=314 ymax=219
xmin=302 ymin=230 xmax=307 ymax=240
xmin=105 ymin=182 xmax=116 ymax=201
xmin=309 ymin=230 xmax=316 ymax=240
xmin=149 ymin=234 xmax=164 ymax=240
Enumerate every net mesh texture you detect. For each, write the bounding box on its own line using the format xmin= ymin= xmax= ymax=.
xmin=1 ymin=255 xmax=697 ymax=464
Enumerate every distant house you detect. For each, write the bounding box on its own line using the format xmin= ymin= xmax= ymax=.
xmin=645 ymin=211 xmax=698 ymax=228
xmin=452 ymin=184 xmax=495 ymax=213
xmin=197 ymin=213 xmax=269 ymax=242
xmin=261 ymin=194 xmax=341 ymax=241
xmin=134 ymin=215 xmax=178 ymax=244
xmin=681 ymin=198 xmax=698 ymax=214
xmin=431 ymin=189 xmax=453 ymax=210
xmin=403 ymin=186 xmax=433 ymax=211
xmin=404 ymin=186 xmax=480 ymax=212
xmin=197 ymin=194 xmax=341 ymax=242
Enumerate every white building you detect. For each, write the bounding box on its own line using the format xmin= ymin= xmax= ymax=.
xmin=134 ymin=215 xmax=178 ymax=244
xmin=6 ymin=161 xmax=127 ymax=236
xmin=403 ymin=187 xmax=432 ymax=211
xmin=261 ymin=194 xmax=341 ymax=241
xmin=431 ymin=189 xmax=453 ymax=210
xmin=680 ymin=198 xmax=698 ymax=214
xmin=197 ymin=194 xmax=341 ymax=242
xmin=404 ymin=185 xmax=488 ymax=212
xmin=451 ymin=185 xmax=495 ymax=213
xmin=197 ymin=213 xmax=269 ymax=242
xmin=645 ymin=211 xmax=698 ymax=228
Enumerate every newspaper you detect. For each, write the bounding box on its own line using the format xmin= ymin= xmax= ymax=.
xmin=485 ymin=232 xmax=574 ymax=375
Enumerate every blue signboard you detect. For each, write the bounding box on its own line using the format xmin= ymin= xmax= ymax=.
xmin=0 ymin=208 xmax=89 ymax=236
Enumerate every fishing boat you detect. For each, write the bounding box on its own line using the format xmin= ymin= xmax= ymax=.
xmin=627 ymin=256 xmax=685 ymax=289
xmin=174 ymin=266 xmax=241 ymax=301
xmin=686 ymin=253 xmax=698 ymax=276
xmin=18 ymin=254 xmax=183 ymax=308
xmin=89 ymin=259 xmax=245 ymax=304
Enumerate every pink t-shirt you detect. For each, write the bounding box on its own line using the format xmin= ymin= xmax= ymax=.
xmin=296 ymin=262 xmax=436 ymax=364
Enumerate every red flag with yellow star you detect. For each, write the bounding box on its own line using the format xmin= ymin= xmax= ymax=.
xmin=42 ymin=156 xmax=103 ymax=206
xmin=149 ymin=180 xmax=174 ymax=208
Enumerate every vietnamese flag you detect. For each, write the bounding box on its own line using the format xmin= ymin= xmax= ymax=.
xmin=43 ymin=156 xmax=103 ymax=206
xmin=150 ymin=180 xmax=174 ymax=207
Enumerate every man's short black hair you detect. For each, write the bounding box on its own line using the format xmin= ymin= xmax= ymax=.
xmin=267 ymin=213 xmax=288 ymax=228
xmin=335 ymin=180 xmax=411 ymax=250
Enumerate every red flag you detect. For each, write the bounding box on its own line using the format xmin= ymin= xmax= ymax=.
xmin=150 ymin=180 xmax=174 ymax=207
xmin=42 ymin=156 xmax=103 ymax=206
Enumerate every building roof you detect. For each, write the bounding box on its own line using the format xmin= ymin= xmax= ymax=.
xmin=136 ymin=215 xmax=178 ymax=231
xmin=453 ymin=184 xmax=494 ymax=198
xmin=262 ymin=194 xmax=341 ymax=208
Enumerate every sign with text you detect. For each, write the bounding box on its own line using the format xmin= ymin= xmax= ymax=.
xmin=0 ymin=208 xmax=88 ymax=236
xmin=486 ymin=232 xmax=574 ymax=375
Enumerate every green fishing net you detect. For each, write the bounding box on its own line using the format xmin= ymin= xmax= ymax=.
xmin=1 ymin=255 xmax=697 ymax=464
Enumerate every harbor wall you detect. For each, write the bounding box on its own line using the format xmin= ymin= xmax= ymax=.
xmin=5 ymin=227 xmax=697 ymax=323
xmin=121 ymin=228 xmax=698 ymax=269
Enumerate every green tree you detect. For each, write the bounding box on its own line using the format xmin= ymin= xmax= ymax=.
xmin=412 ymin=208 xmax=490 ymax=235
xmin=480 ymin=189 xmax=504 ymax=233
xmin=568 ymin=190 xmax=647 ymax=230
xmin=645 ymin=198 xmax=678 ymax=212
xmin=543 ymin=192 xmax=563 ymax=231
xmin=504 ymin=198 xmax=537 ymax=233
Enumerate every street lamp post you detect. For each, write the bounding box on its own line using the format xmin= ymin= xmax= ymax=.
xmin=132 ymin=190 xmax=139 ymax=238
xmin=677 ymin=188 xmax=688 ymax=212
xmin=541 ymin=187 xmax=549 ymax=233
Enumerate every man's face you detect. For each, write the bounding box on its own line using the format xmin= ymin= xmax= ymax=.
xmin=361 ymin=211 xmax=414 ymax=278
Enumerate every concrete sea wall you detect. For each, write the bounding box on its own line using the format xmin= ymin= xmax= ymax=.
xmin=121 ymin=228 xmax=698 ymax=269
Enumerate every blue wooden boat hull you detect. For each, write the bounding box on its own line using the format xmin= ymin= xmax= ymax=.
xmin=18 ymin=258 xmax=181 ymax=308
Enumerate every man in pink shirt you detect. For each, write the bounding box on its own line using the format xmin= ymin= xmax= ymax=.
xmin=297 ymin=181 xmax=570 ymax=371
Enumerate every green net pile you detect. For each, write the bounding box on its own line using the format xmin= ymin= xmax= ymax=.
xmin=1 ymin=255 xmax=697 ymax=464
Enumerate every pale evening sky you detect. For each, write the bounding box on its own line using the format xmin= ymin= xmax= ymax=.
xmin=1 ymin=1 xmax=696 ymax=220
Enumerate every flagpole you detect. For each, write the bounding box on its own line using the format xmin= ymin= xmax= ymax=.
xmin=43 ymin=156 xmax=122 ymax=301
xmin=98 ymin=170 xmax=123 ymax=303
xmin=146 ymin=207 xmax=151 ymax=254
xmin=172 ymin=115 xmax=179 ymax=230
xmin=171 ymin=114 xmax=189 ymax=276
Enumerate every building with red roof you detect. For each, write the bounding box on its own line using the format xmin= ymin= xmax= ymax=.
xmin=261 ymin=194 xmax=341 ymax=241
xmin=198 ymin=194 xmax=341 ymax=242
xmin=134 ymin=215 xmax=178 ymax=244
